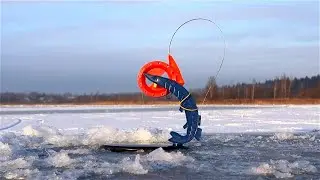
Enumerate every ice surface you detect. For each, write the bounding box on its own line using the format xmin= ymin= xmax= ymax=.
xmin=1 ymin=104 xmax=319 ymax=134
xmin=250 ymin=159 xmax=317 ymax=178
xmin=0 ymin=104 xmax=319 ymax=179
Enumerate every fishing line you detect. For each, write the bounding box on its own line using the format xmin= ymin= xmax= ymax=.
xmin=168 ymin=18 xmax=226 ymax=104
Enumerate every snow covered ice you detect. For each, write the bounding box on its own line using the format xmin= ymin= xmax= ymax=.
xmin=0 ymin=104 xmax=319 ymax=179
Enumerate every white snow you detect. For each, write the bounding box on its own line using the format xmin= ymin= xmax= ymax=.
xmin=46 ymin=152 xmax=75 ymax=168
xmin=1 ymin=104 xmax=319 ymax=134
xmin=0 ymin=142 xmax=12 ymax=161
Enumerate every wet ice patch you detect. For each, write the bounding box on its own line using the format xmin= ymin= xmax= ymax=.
xmin=205 ymin=134 xmax=251 ymax=144
xmin=40 ymin=169 xmax=83 ymax=180
xmin=60 ymin=148 xmax=91 ymax=155
xmin=250 ymin=159 xmax=317 ymax=178
xmin=194 ymin=150 xmax=220 ymax=157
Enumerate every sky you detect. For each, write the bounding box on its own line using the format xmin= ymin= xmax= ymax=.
xmin=1 ymin=1 xmax=319 ymax=94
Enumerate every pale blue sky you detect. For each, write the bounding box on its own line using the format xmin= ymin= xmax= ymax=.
xmin=1 ymin=1 xmax=319 ymax=93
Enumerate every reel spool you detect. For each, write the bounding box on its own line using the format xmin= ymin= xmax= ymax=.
xmin=137 ymin=54 xmax=184 ymax=97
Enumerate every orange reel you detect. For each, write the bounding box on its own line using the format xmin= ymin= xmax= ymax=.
xmin=137 ymin=54 xmax=184 ymax=97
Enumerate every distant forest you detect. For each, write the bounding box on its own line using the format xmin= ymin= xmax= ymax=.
xmin=1 ymin=74 xmax=319 ymax=105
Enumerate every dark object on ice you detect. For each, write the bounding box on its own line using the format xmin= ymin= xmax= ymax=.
xmin=100 ymin=143 xmax=188 ymax=152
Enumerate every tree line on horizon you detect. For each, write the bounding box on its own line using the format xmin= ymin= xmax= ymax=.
xmin=1 ymin=74 xmax=319 ymax=104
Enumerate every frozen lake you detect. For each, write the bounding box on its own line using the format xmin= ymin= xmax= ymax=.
xmin=0 ymin=105 xmax=319 ymax=179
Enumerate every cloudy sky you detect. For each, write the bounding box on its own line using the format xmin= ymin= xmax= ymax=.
xmin=1 ymin=1 xmax=319 ymax=93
